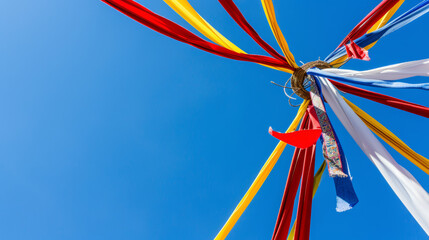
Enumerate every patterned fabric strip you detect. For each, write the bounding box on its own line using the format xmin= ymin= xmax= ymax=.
xmin=313 ymin=77 xmax=359 ymax=212
xmin=310 ymin=78 xmax=347 ymax=177
xmin=317 ymin=75 xmax=429 ymax=233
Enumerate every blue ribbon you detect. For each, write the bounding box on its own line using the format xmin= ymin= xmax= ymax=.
xmin=326 ymin=0 xmax=429 ymax=63
xmin=314 ymin=77 xmax=359 ymax=212
xmin=308 ymin=68 xmax=429 ymax=90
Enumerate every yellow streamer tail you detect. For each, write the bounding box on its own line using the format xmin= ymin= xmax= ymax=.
xmin=164 ymin=0 xmax=293 ymax=73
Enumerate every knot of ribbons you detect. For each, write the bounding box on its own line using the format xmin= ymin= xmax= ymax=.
xmin=290 ymin=60 xmax=331 ymax=99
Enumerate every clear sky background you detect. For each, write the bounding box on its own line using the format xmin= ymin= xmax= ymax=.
xmin=1 ymin=1 xmax=428 ymax=239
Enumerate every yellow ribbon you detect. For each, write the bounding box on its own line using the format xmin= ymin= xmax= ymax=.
xmin=330 ymin=0 xmax=405 ymax=68
xmin=261 ymin=0 xmax=298 ymax=68
xmin=214 ymin=100 xmax=310 ymax=240
xmin=344 ymin=97 xmax=429 ymax=175
xmin=164 ymin=0 xmax=294 ymax=73
xmin=163 ymin=2 xmax=425 ymax=240
xmin=365 ymin=0 xmax=405 ymax=49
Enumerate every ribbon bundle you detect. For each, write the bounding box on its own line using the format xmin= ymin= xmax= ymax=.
xmin=102 ymin=0 xmax=429 ymax=239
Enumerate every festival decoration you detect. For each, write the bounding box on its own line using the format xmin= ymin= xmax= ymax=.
xmin=102 ymin=0 xmax=429 ymax=239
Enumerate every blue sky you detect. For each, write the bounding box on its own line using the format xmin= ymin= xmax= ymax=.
xmin=0 ymin=0 xmax=428 ymax=239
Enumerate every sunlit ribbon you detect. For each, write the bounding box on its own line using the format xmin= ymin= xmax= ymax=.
xmin=286 ymin=161 xmax=326 ymax=240
xmin=214 ymin=100 xmax=309 ymax=240
xmin=330 ymin=0 xmax=405 ymax=67
xmin=261 ymin=0 xmax=298 ymax=68
xmin=163 ymin=0 xmax=294 ymax=73
xmin=344 ymin=98 xmax=429 ymax=175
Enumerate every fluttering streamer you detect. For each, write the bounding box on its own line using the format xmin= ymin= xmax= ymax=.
xmin=326 ymin=0 xmax=429 ymax=62
xmin=102 ymin=0 xmax=294 ymax=70
xmin=312 ymin=78 xmax=359 ymax=212
xmin=308 ymin=68 xmax=429 ymax=90
xmin=324 ymin=58 xmax=429 ymax=80
xmin=317 ymin=76 xmax=429 ymax=235
xmin=102 ymin=0 xmax=429 ymax=238
xmin=331 ymin=80 xmax=429 ymax=118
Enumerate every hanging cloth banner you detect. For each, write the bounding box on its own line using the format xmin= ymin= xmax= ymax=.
xmin=307 ymin=68 xmax=429 ymax=90
xmin=325 ymin=58 xmax=429 ymax=80
xmin=330 ymin=80 xmax=429 ymax=118
xmin=162 ymin=0 xmax=294 ymax=73
xmin=326 ymin=0 xmax=429 ymax=63
xmin=102 ymin=0 xmax=293 ymax=70
xmin=316 ymin=75 xmax=429 ymax=235
xmin=311 ymin=78 xmax=358 ymax=211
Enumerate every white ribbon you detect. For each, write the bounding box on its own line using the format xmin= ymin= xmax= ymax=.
xmin=317 ymin=76 xmax=429 ymax=235
xmin=323 ymin=59 xmax=429 ymax=80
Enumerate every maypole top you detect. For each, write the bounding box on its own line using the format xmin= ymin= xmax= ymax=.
xmin=291 ymin=60 xmax=331 ymax=99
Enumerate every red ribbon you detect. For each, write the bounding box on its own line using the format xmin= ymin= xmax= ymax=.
xmin=294 ymin=133 xmax=316 ymax=240
xmin=272 ymin=112 xmax=309 ymax=240
xmin=218 ymin=0 xmax=288 ymax=63
xmin=345 ymin=41 xmax=370 ymax=61
xmin=336 ymin=0 xmax=401 ymax=49
xmin=272 ymin=107 xmax=317 ymax=240
xmin=331 ymin=80 xmax=429 ymax=118
xmin=102 ymin=0 xmax=293 ymax=70
xmin=269 ymin=106 xmax=322 ymax=148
